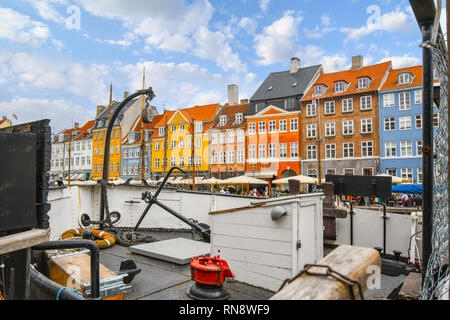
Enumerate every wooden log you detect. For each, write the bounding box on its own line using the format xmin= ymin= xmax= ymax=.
xmin=0 ymin=228 xmax=51 ymax=255
xmin=270 ymin=245 xmax=380 ymax=300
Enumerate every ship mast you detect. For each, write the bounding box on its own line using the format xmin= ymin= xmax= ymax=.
xmin=141 ymin=67 xmax=146 ymax=183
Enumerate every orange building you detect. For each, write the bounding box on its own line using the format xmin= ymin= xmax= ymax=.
xmin=300 ymin=56 xmax=392 ymax=179
xmin=208 ymin=102 xmax=249 ymax=179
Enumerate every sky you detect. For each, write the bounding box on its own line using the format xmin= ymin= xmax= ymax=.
xmin=0 ymin=0 xmax=446 ymax=133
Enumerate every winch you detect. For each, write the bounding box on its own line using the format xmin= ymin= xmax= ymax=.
xmin=187 ymin=255 xmax=235 ymax=300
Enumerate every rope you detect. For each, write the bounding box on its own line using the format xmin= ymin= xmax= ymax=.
xmin=56 ymin=287 xmax=83 ymax=300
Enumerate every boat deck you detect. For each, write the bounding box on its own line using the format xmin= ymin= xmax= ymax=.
xmin=97 ymin=231 xmax=406 ymax=300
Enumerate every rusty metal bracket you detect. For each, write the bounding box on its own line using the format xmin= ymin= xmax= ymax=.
xmin=278 ymin=264 xmax=365 ymax=300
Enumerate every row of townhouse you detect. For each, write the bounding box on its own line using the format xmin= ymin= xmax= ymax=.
xmin=49 ymin=55 xmax=439 ymax=186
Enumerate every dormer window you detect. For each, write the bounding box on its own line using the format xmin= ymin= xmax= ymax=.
xmin=335 ymin=81 xmax=345 ymax=93
xmin=158 ymin=127 xmax=165 ymax=137
xmin=219 ymin=116 xmax=227 ymax=127
xmin=235 ymin=113 xmax=243 ymax=124
xmin=129 ymin=132 xmax=135 ymax=143
xmin=314 ymin=85 xmax=325 ymax=96
xmin=358 ymin=77 xmax=370 ymax=89
xmin=398 ymin=72 xmax=412 ymax=85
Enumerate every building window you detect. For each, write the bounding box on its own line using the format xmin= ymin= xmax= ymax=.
xmin=384 ymin=117 xmax=396 ymax=131
xmin=387 ymin=168 xmax=397 ymax=176
xmin=187 ymin=157 xmax=192 ymax=167
xmin=325 ymin=144 xmax=336 ymax=159
xmin=268 ymin=120 xmax=276 ymax=133
xmin=326 ymin=168 xmax=336 ymax=175
xmin=171 ymin=140 xmax=177 ymax=150
xmin=414 ymin=90 xmax=422 ymax=104
xmin=258 ymin=121 xmax=266 ymax=134
xmin=194 ymin=156 xmax=201 ymax=167
xmin=416 ymin=140 xmax=423 ymax=156
xmin=220 ymin=132 xmax=226 ymax=144
xmin=307 ymin=145 xmax=317 ymax=160
xmin=343 ymin=143 xmax=354 ymax=158
xmin=306 ymin=104 xmax=316 ymax=117
xmin=290 ymin=118 xmax=298 ymax=131
xmin=342 ymin=98 xmax=353 ymax=113
xmin=314 ymin=85 xmax=324 ymax=96
xmin=248 ymin=144 xmax=256 ymax=159
xmin=219 ymin=116 xmax=227 ymax=127
xmin=279 ymin=143 xmax=287 ymax=158
xmin=248 ymin=122 xmax=256 ymax=134
xmin=258 ymin=144 xmax=266 ymax=159
xmin=290 ymin=142 xmax=298 ymax=157
xmin=220 ymin=152 xmax=226 ymax=164
xmin=361 ymin=118 xmax=373 ymax=134
xmin=383 ymin=93 xmax=395 ymax=108
xmin=344 ymin=168 xmax=354 ymax=175
xmin=237 ymin=150 xmax=245 ymax=163
xmin=398 ymin=73 xmax=412 ymax=84
xmin=235 ymin=113 xmax=243 ymax=124
xmin=154 ymin=158 xmax=160 ymax=169
xmin=324 ymin=101 xmax=335 ymax=115
xmin=342 ymin=120 xmax=354 ymax=135
xmin=401 ymin=168 xmax=413 ymax=181
xmin=158 ymin=127 xmax=165 ymax=136
xmin=179 ymin=157 xmax=185 ymax=167
xmin=417 ymin=168 xmax=423 ymax=184
xmin=362 ymin=141 xmax=373 ymax=157
xmin=227 ymin=131 xmax=235 ymax=143
xmin=268 ymin=144 xmax=276 ymax=158
xmin=415 ymin=115 xmax=422 ymax=129
xmin=400 ymin=141 xmax=413 ymax=157
xmin=228 ymin=151 xmax=235 ymax=164
xmin=399 ymin=116 xmax=412 ymax=130
xmin=306 ymin=124 xmax=317 ymax=138
xmin=195 ymin=122 xmax=203 ymax=132
xmin=279 ymin=119 xmax=287 ymax=132
xmin=434 ymin=113 xmax=440 ymax=127
xmin=360 ymin=96 xmax=372 ymax=110
xmin=285 ymin=97 xmax=296 ymax=109
xmin=237 ymin=130 xmax=244 ymax=143
xmin=255 ymin=102 xmax=265 ymax=112
xmin=399 ymin=92 xmax=411 ymax=110
xmin=358 ymin=77 xmax=369 ymax=89
xmin=179 ymin=139 xmax=185 ymax=149
xmin=170 ymin=157 xmax=176 ymax=167
xmin=335 ymin=81 xmax=344 ymax=93
xmin=211 ymin=153 xmax=218 ymax=165
xmin=171 ymin=125 xmax=176 ymax=132
xmin=385 ymin=142 xmax=397 ymax=157
xmin=325 ymin=122 xmax=335 ymax=137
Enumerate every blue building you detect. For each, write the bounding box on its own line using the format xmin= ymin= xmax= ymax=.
xmin=378 ymin=66 xmax=439 ymax=184
xmin=121 ymin=117 xmax=153 ymax=181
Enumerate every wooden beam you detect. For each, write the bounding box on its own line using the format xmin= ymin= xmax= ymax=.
xmin=270 ymin=245 xmax=380 ymax=300
xmin=0 ymin=228 xmax=51 ymax=255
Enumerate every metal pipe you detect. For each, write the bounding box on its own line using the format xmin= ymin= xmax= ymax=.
xmin=421 ymin=22 xmax=434 ymax=278
xmin=374 ymin=202 xmax=387 ymax=255
xmin=99 ymin=88 xmax=155 ymax=227
xmin=32 ymin=240 xmax=100 ymax=299
xmin=29 ymin=265 xmax=85 ymax=300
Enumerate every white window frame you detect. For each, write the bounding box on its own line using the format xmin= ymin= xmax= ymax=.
xmin=307 ymin=145 xmax=317 ymax=160
xmin=360 ymin=96 xmax=372 ymax=110
xmin=325 ymin=144 xmax=336 ymax=159
xmin=414 ymin=90 xmax=422 ymax=104
xmin=399 ymin=91 xmax=411 ymax=110
xmin=383 ymin=93 xmax=395 ymax=108
xmin=342 ymin=98 xmax=353 ymax=113
xmin=306 ymin=104 xmax=316 ymax=117
xmin=399 ymin=116 xmax=412 ymax=130
xmin=385 ymin=142 xmax=397 ymax=157
xmin=279 ymin=119 xmax=287 ymax=132
xmin=343 ymin=142 xmax=354 ymax=158
xmin=324 ymin=101 xmax=335 ymax=115
xmin=268 ymin=120 xmax=277 ymax=133
xmin=290 ymin=142 xmax=298 ymax=157
xmin=361 ymin=118 xmax=373 ymax=134
xmin=290 ymin=118 xmax=298 ymax=131
xmin=342 ymin=120 xmax=354 ymax=136
xmin=306 ymin=124 xmax=317 ymax=138
xmin=384 ymin=117 xmax=396 ymax=131
xmin=248 ymin=122 xmax=256 ymax=134
xmin=248 ymin=144 xmax=256 ymax=159
xmin=258 ymin=121 xmax=266 ymax=134
xmin=325 ymin=122 xmax=335 ymax=137
xmin=400 ymin=141 xmax=413 ymax=157
xmin=361 ymin=141 xmax=374 ymax=157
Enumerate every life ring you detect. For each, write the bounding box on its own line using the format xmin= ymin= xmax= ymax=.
xmin=61 ymin=228 xmax=116 ymax=249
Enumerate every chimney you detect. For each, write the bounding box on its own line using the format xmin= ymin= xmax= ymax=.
xmin=240 ymin=99 xmax=249 ymax=104
xmin=74 ymin=122 xmax=79 ymax=129
xmin=228 ymin=84 xmax=239 ymax=105
xmin=123 ymin=91 xmax=129 ymax=99
xmin=351 ymin=55 xmax=363 ymax=70
xmin=2 ymin=116 xmax=6 ymax=120
xmin=96 ymin=105 xmax=106 ymax=117
xmin=290 ymin=57 xmax=301 ymax=74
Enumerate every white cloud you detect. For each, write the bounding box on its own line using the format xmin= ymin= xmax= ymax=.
xmin=254 ymin=11 xmax=303 ymax=66
xmin=379 ymin=54 xmax=420 ymax=69
xmin=0 ymin=7 xmax=51 ymax=46
xmin=26 ymin=0 xmax=68 ymax=24
xmin=321 ymin=14 xmax=331 ymax=26
xmin=320 ymin=54 xmax=350 ymax=73
xmin=0 ymin=97 xmax=95 ymax=132
xmin=259 ymin=0 xmax=270 ymax=13
xmin=3 ymin=52 xmax=109 ymax=103
xmin=340 ymin=7 xmax=414 ymax=41
xmin=238 ymin=17 xmax=258 ymax=34
xmin=295 ymin=45 xmax=325 ymax=66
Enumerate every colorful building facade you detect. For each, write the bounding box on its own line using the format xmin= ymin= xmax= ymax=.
xmin=300 ymin=57 xmax=391 ymax=179
xmin=378 ymin=65 xmax=439 ymax=183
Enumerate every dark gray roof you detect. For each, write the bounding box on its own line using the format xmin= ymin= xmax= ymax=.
xmin=250 ymin=64 xmax=322 ymax=101
xmin=94 ymin=98 xmax=138 ymax=129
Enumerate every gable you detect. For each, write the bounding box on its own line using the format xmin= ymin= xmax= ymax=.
xmin=168 ymin=110 xmax=189 ymax=124
xmin=257 ymin=105 xmax=288 ymax=116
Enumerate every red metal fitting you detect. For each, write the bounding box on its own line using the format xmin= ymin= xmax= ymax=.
xmin=190 ymin=255 xmax=235 ymax=287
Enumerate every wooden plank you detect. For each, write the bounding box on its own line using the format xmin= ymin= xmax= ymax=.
xmin=212 ymin=221 xmax=291 ymax=242
xmin=213 ymin=234 xmax=291 ymax=255
xmin=399 ymin=272 xmax=422 ymax=300
xmin=0 ymin=228 xmax=51 ymax=255
xmin=270 ymin=245 xmax=380 ymax=300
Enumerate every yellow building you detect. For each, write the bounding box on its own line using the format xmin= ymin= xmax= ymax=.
xmin=91 ymin=98 xmax=143 ymax=181
xmin=150 ymin=104 xmax=222 ymax=181
xmin=0 ymin=116 xmax=13 ymax=128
